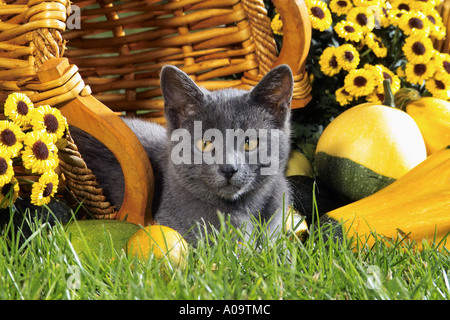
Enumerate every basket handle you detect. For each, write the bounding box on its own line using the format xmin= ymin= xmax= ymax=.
xmin=272 ymin=0 xmax=311 ymax=74
xmin=38 ymin=58 xmax=155 ymax=226
xmin=272 ymin=0 xmax=312 ymax=107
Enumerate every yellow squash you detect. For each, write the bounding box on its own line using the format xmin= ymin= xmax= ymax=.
xmin=315 ymin=102 xmax=427 ymax=201
xmin=286 ymin=149 xmax=314 ymax=177
xmin=407 ymin=98 xmax=450 ymax=155
xmin=322 ymin=146 xmax=450 ymax=250
xmin=65 ymin=220 xmax=140 ymax=261
xmin=126 ymin=224 xmax=188 ymax=268
xmin=395 ymin=89 xmax=450 ymax=156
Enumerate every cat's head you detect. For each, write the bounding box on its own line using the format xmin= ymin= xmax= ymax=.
xmin=160 ymin=65 xmax=293 ymax=202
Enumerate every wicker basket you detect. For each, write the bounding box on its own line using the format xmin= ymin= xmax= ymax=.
xmin=0 ymin=0 xmax=312 ymax=226
xmin=435 ymin=0 xmax=450 ymax=53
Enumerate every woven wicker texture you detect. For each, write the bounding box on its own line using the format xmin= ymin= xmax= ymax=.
xmin=0 ymin=0 xmax=312 ymax=222
xmin=435 ymin=0 xmax=450 ymax=53
xmin=58 ymin=132 xmax=116 ymax=218
xmin=63 ymin=0 xmax=311 ymax=124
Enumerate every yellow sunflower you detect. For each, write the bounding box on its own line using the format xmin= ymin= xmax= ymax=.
xmin=365 ymin=90 xmax=386 ymax=104
xmin=388 ymin=9 xmax=407 ymax=27
xmin=0 ymin=177 xmax=19 ymax=209
xmin=334 ymin=20 xmax=364 ymax=42
xmin=398 ymin=11 xmax=432 ymax=37
xmin=419 ymin=6 xmax=446 ymax=40
xmin=335 ymin=87 xmax=353 ymax=106
xmin=30 ymin=105 xmax=68 ymax=143
xmin=0 ymin=155 xmax=13 ymax=187
xmin=319 ymin=46 xmax=341 ymax=76
xmin=433 ymin=52 xmax=450 ymax=79
xmin=389 ymin=0 xmax=413 ymax=12
xmin=396 ymin=66 xmax=406 ymax=78
xmin=4 ymin=92 xmax=34 ymax=127
xmin=347 ymin=6 xmax=375 ymax=34
xmin=425 ymin=71 xmax=450 ymax=99
xmin=405 ymin=60 xmax=436 ymax=84
xmin=352 ymin=0 xmax=384 ymax=6
xmin=364 ymin=33 xmax=387 ymax=58
xmin=30 ymin=170 xmax=59 ymax=206
xmin=336 ymin=44 xmax=360 ymax=71
xmin=377 ymin=4 xmax=391 ymax=28
xmin=363 ymin=63 xmax=379 ymax=75
xmin=0 ymin=120 xmax=25 ymax=158
xmin=271 ymin=13 xmax=283 ymax=36
xmin=328 ymin=0 xmax=353 ymax=16
xmin=21 ymin=131 xmax=59 ymax=174
xmin=379 ymin=69 xmax=401 ymax=95
xmin=308 ymin=0 xmax=332 ymax=31
xmin=402 ymin=35 xmax=435 ymax=64
xmin=410 ymin=0 xmax=438 ymax=11
xmin=365 ymin=64 xmax=401 ymax=95
xmin=344 ymin=68 xmax=376 ymax=97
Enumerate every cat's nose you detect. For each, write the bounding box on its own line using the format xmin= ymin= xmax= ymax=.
xmin=219 ymin=164 xmax=238 ymax=179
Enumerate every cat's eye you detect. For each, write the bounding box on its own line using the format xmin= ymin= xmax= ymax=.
xmin=244 ymin=137 xmax=258 ymax=151
xmin=196 ymin=139 xmax=214 ymax=153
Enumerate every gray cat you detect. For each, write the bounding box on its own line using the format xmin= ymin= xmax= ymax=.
xmin=70 ymin=64 xmax=294 ymax=244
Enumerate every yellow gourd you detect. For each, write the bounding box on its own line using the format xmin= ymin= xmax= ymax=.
xmin=322 ymin=145 xmax=450 ymax=250
xmin=286 ymin=149 xmax=314 ymax=177
xmin=316 ymin=81 xmax=427 ymax=201
xmin=126 ymin=225 xmax=188 ymax=268
xmin=395 ymin=89 xmax=450 ymax=156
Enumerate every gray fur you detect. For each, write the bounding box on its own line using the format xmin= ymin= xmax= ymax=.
xmin=70 ymin=65 xmax=294 ymax=244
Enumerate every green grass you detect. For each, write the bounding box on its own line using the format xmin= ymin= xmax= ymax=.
xmin=0 ymin=207 xmax=449 ymax=301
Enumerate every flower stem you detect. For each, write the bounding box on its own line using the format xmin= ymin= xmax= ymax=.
xmin=382 ymin=80 xmax=395 ymax=108
xmin=359 ymin=48 xmax=372 ymax=58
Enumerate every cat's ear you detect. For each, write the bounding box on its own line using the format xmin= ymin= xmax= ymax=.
xmin=250 ymin=64 xmax=293 ymax=127
xmin=160 ymin=65 xmax=205 ymax=128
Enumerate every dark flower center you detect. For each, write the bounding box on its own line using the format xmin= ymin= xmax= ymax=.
xmin=375 ymin=39 xmax=383 ymax=48
xmin=43 ymin=183 xmax=53 ymax=197
xmin=32 ymin=141 xmax=49 ymax=160
xmin=311 ymin=7 xmax=325 ymax=19
xmin=382 ymin=72 xmax=392 ymax=83
xmin=0 ymin=158 xmax=8 ymax=175
xmin=17 ymin=101 xmax=29 ymax=116
xmin=376 ymin=93 xmax=385 ymax=102
xmin=414 ymin=64 xmax=427 ymax=76
xmin=409 ymin=17 xmax=424 ymax=29
xmin=0 ymin=129 xmax=16 ymax=147
xmin=43 ymin=114 xmax=59 ymax=133
xmin=329 ymin=56 xmax=338 ymax=68
xmin=398 ymin=4 xmax=411 ymax=11
xmin=337 ymin=1 xmax=348 ymax=7
xmin=344 ymin=25 xmax=355 ymax=33
xmin=443 ymin=61 xmax=450 ymax=74
xmin=356 ymin=13 xmax=368 ymax=26
xmin=427 ymin=15 xmax=436 ymax=24
xmin=354 ymin=76 xmax=368 ymax=87
xmin=1 ymin=182 xmax=13 ymax=196
xmin=344 ymin=51 xmax=355 ymax=62
xmin=435 ymin=80 xmax=446 ymax=90
xmin=412 ymin=42 xmax=426 ymax=55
